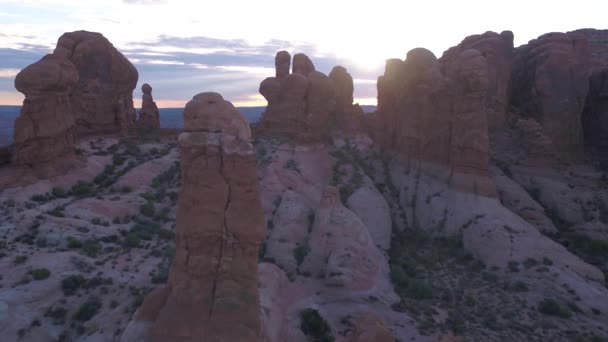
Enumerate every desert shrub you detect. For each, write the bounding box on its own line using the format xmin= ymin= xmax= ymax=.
xmin=112 ymin=153 xmax=126 ymax=166
xmin=30 ymin=268 xmax=50 ymax=280
xmin=14 ymin=255 xmax=27 ymax=265
xmin=45 ymin=306 xmax=67 ymax=325
xmin=538 ymin=298 xmax=572 ymax=318
xmin=140 ymin=201 xmax=155 ymax=217
xmin=47 ymin=207 xmax=65 ymax=218
xmin=82 ymin=239 xmax=102 ymax=258
xmin=51 ymin=187 xmax=66 ymax=198
xmin=299 ymin=308 xmax=334 ymax=342
xmin=66 ymin=237 xmax=83 ymax=249
xmin=31 ymin=194 xmax=51 ymax=202
xmin=70 ymin=181 xmax=93 ymax=197
xmin=284 ymin=159 xmax=301 ymax=173
xmin=61 ymin=275 xmax=87 ymax=295
xmin=73 ymin=297 xmax=101 ymax=321
xmin=293 ymin=240 xmax=310 ymax=266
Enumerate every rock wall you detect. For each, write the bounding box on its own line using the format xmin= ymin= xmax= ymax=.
xmin=137 ymin=83 xmax=160 ymax=129
xmin=54 ymin=30 xmax=138 ymax=136
xmin=441 ymin=31 xmax=514 ymax=130
xmin=510 ymin=32 xmax=590 ymax=161
xmin=373 ymin=47 xmax=495 ymax=196
xmin=122 ymin=92 xmax=264 ymax=342
xmin=13 ymin=55 xmax=78 ymax=165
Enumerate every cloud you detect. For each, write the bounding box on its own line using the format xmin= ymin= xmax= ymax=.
xmin=0 ymin=68 xmax=20 ymax=78
xmin=123 ymin=0 xmax=167 ymax=4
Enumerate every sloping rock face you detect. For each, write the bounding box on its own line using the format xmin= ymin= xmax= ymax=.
xmin=258 ymin=52 xmax=363 ymax=142
xmin=13 ymin=55 xmax=79 ymax=165
xmin=373 ymin=47 xmax=495 ymax=196
xmin=510 ymin=32 xmax=590 ymax=161
xmin=441 ymin=31 xmax=514 ymax=130
xmin=137 ymin=83 xmax=160 ymax=129
xmin=54 ymin=30 xmax=138 ymax=136
xmin=122 ymin=93 xmax=265 ymax=342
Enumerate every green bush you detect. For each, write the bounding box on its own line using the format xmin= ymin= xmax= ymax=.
xmin=66 ymin=237 xmax=82 ymax=249
xmin=82 ymin=239 xmax=102 ymax=258
xmin=73 ymin=298 xmax=101 ymax=321
xmin=299 ymin=308 xmax=334 ymax=342
xmin=538 ymin=298 xmax=572 ymax=318
xmin=70 ymin=181 xmax=93 ymax=197
xmin=140 ymin=201 xmax=155 ymax=217
xmin=30 ymin=268 xmax=50 ymax=280
xmin=51 ymin=187 xmax=66 ymax=198
xmin=44 ymin=306 xmax=67 ymax=325
xmin=61 ymin=274 xmax=87 ymax=295
xmin=14 ymin=255 xmax=27 ymax=265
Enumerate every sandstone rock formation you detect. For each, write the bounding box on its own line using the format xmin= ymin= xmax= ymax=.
xmin=258 ymin=51 xmax=335 ymax=143
xmin=373 ymin=47 xmax=495 ymax=196
xmin=54 ymin=30 xmax=138 ymax=136
xmin=258 ymin=52 xmax=365 ymax=142
xmin=329 ymin=66 xmax=364 ymax=134
xmin=137 ymin=83 xmax=160 ymax=129
xmin=571 ymin=28 xmax=608 ymax=71
xmin=123 ymin=92 xmax=265 ymax=341
xmin=441 ymin=31 xmax=514 ymax=129
xmin=13 ymin=54 xmax=78 ymax=165
xmin=510 ymin=32 xmax=590 ymax=160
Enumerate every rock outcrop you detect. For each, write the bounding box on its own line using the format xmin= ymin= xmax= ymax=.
xmin=137 ymin=83 xmax=160 ymax=129
xmin=13 ymin=55 xmax=79 ymax=165
xmin=441 ymin=31 xmax=514 ymax=130
xmin=258 ymin=51 xmax=365 ymax=142
xmin=570 ymin=28 xmax=608 ymax=72
xmin=329 ymin=66 xmax=364 ymax=134
xmin=373 ymin=47 xmax=495 ymax=196
xmin=510 ymin=32 xmax=590 ymax=160
xmin=54 ymin=30 xmax=138 ymax=136
xmin=258 ymin=51 xmax=335 ymax=143
xmin=122 ymin=92 xmax=264 ymax=341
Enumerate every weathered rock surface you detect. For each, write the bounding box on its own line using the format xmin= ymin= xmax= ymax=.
xmin=441 ymin=31 xmax=514 ymax=129
xmin=510 ymin=32 xmax=590 ymax=160
xmin=54 ymin=30 xmax=138 ymax=136
xmin=137 ymin=83 xmax=160 ymax=129
xmin=329 ymin=66 xmax=364 ymax=134
xmin=259 ymin=52 xmax=365 ymax=142
xmin=13 ymin=54 xmax=79 ymax=166
xmin=373 ymin=47 xmax=495 ymax=196
xmin=570 ymin=29 xmax=608 ymax=71
xmin=123 ymin=93 xmax=265 ymax=341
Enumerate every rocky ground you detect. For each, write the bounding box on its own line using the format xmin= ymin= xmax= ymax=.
xmin=1 ymin=128 xmax=606 ymax=341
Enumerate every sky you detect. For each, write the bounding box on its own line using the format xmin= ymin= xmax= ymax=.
xmin=0 ymin=0 xmax=606 ymax=108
